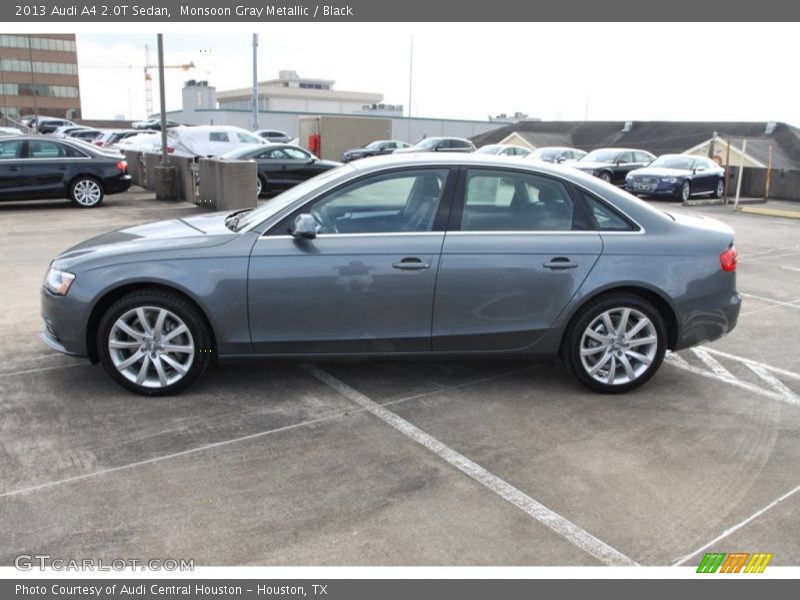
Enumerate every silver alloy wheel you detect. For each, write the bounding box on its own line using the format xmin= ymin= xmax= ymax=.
xmin=108 ymin=306 xmax=195 ymax=389
xmin=579 ymin=307 xmax=658 ymax=386
xmin=715 ymin=179 xmax=724 ymax=198
xmin=73 ymin=179 xmax=102 ymax=206
xmin=681 ymin=181 xmax=691 ymax=201
xmin=600 ymin=172 xmax=611 ymax=183
xmin=256 ymin=176 xmax=262 ymax=196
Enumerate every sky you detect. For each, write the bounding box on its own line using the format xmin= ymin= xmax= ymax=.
xmin=75 ymin=23 xmax=800 ymax=126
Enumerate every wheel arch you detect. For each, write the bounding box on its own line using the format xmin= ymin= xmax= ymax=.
xmin=559 ymin=284 xmax=680 ymax=355
xmin=85 ymin=281 xmax=218 ymax=363
xmin=68 ymin=173 xmax=106 ymax=193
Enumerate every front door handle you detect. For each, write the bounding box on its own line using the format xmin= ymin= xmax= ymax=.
xmin=543 ymin=257 xmax=578 ymax=270
xmin=392 ymin=257 xmax=430 ymax=270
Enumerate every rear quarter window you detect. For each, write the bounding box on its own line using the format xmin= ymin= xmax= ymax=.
xmin=578 ymin=190 xmax=637 ymax=231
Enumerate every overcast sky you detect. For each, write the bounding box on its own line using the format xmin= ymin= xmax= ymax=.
xmin=76 ymin=23 xmax=800 ymax=126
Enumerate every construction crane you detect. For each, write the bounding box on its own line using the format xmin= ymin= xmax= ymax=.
xmin=143 ymin=44 xmax=195 ymax=117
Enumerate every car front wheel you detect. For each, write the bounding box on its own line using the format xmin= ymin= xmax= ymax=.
xmin=714 ymin=178 xmax=724 ymax=198
xmin=680 ymin=180 xmax=691 ymax=202
xmin=562 ymin=293 xmax=667 ymax=393
xmin=97 ymin=290 xmax=213 ymax=395
xmin=256 ymin=174 xmax=266 ymax=197
xmin=599 ymin=172 xmax=612 ymax=183
xmin=70 ymin=176 xmax=104 ymax=208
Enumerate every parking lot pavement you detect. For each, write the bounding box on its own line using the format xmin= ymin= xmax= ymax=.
xmin=1 ymin=192 xmax=799 ymax=566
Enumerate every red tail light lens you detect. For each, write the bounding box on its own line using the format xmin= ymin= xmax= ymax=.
xmin=116 ymin=160 xmax=128 ymax=172
xmin=94 ymin=140 xmax=103 ymax=146
xmin=720 ymin=246 xmax=737 ymax=272
xmin=166 ymin=147 xmax=175 ymax=154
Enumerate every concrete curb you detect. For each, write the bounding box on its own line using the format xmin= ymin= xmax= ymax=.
xmin=739 ymin=206 xmax=800 ymax=220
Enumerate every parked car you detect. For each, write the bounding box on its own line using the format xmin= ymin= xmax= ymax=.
xmin=220 ymin=143 xmax=340 ymax=197
xmin=153 ymin=125 xmax=267 ymax=158
xmin=626 ymin=154 xmax=725 ymax=201
xmin=475 ymin=144 xmax=532 ymax=157
xmin=0 ymin=126 xmax=23 ymax=137
xmin=572 ymin=148 xmax=655 ymax=185
xmin=53 ymin=125 xmax=91 ymax=138
xmin=254 ymin=129 xmax=292 ymax=144
xmin=528 ymin=146 xmax=587 ymax=163
xmin=37 ymin=118 xmax=76 ymax=134
xmin=116 ymin=132 xmax=161 ymax=152
xmin=131 ymin=119 xmax=179 ymax=131
xmin=69 ymin=129 xmax=104 ymax=143
xmin=393 ymin=137 xmax=476 ymax=154
xmin=0 ymin=136 xmax=131 ymax=207
xmin=341 ymin=140 xmax=412 ymax=162
xmin=39 ymin=154 xmax=740 ymax=396
xmin=95 ymin=129 xmax=156 ymax=149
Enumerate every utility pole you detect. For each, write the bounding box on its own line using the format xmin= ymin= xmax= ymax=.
xmin=157 ymin=34 xmax=168 ymax=162
xmin=27 ymin=35 xmax=38 ymax=126
xmin=0 ymin=52 xmax=10 ymax=127
xmin=154 ymin=33 xmax=178 ymax=200
xmin=407 ymin=34 xmax=413 ymax=141
xmin=252 ymin=34 xmax=259 ymax=131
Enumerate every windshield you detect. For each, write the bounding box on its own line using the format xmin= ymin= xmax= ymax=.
xmin=220 ymin=145 xmax=261 ymax=160
xmin=531 ymin=148 xmax=561 ymax=160
xmin=233 ymin=164 xmax=356 ymax=231
xmin=649 ymin=155 xmax=695 ymax=170
xmin=414 ymin=138 xmax=440 ymax=149
xmin=581 ymin=149 xmax=622 ymax=163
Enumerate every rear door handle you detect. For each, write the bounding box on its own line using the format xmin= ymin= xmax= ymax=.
xmin=543 ymin=257 xmax=579 ymax=270
xmin=392 ymin=257 xmax=430 ymax=270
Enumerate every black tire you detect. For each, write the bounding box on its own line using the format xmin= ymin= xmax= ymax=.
xmin=561 ymin=293 xmax=667 ymax=394
xmin=680 ymin=180 xmax=691 ymax=202
xmin=713 ymin=178 xmax=724 ymax=199
xmin=96 ymin=289 xmax=213 ymax=396
xmin=69 ymin=176 xmax=105 ymax=208
xmin=599 ymin=171 xmax=612 ymax=183
xmin=257 ymin=173 xmax=267 ymax=197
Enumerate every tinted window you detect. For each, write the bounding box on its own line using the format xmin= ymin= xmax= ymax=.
xmin=0 ymin=139 xmax=23 ymax=159
xmin=29 ymin=140 xmax=69 ymax=158
xmin=579 ymin=191 xmax=635 ymax=231
xmin=617 ymin=152 xmax=634 ymax=164
xmin=283 ymin=147 xmax=310 ymax=160
xmin=460 ymin=169 xmax=581 ymax=232
xmin=634 ymin=152 xmax=652 ymax=164
xmin=209 ymin=132 xmax=229 ymax=142
xmin=276 ymin=169 xmax=449 ymax=235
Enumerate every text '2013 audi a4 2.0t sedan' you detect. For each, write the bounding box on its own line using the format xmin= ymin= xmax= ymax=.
xmin=40 ymin=154 xmax=741 ymax=395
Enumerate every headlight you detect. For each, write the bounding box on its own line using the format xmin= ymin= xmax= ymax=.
xmin=660 ymin=177 xmax=678 ymax=183
xmin=44 ymin=268 xmax=76 ymax=296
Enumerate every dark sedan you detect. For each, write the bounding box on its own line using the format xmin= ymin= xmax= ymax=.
xmin=573 ymin=148 xmax=655 ymax=185
xmin=528 ymin=146 xmax=587 ymax=163
xmin=220 ymin=143 xmax=340 ymax=197
xmin=341 ymin=140 xmax=412 ymax=162
xmin=40 ymin=154 xmax=740 ymax=396
xmin=0 ymin=136 xmax=131 ymax=207
xmin=393 ymin=137 xmax=476 ymax=154
xmin=626 ymin=155 xmax=725 ymax=201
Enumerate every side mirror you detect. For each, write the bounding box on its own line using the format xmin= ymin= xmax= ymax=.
xmin=556 ymin=156 xmax=567 ymax=163
xmin=291 ymin=213 xmax=317 ymax=239
xmin=694 ymin=166 xmax=706 ymax=173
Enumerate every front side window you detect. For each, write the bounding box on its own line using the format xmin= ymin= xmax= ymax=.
xmin=460 ymin=169 xmax=583 ymax=232
xmin=283 ymin=147 xmax=310 ymax=160
xmin=209 ymin=132 xmax=229 ymax=142
xmin=0 ymin=139 xmax=23 ymax=159
xmin=274 ymin=169 xmax=449 ymax=235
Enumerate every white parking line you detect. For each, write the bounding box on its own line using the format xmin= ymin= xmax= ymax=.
xmin=0 ymin=363 xmax=86 ymax=378
xmin=740 ymin=292 xmax=800 ymax=310
xmin=691 ymin=348 xmax=736 ymax=381
xmin=302 ymin=363 xmax=638 ymax=567
xmin=673 ymin=481 xmax=800 ymax=566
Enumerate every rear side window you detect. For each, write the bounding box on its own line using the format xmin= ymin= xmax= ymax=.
xmin=578 ymin=191 xmax=636 ymax=231
xmin=29 ymin=140 xmax=69 ymax=158
xmin=460 ymin=169 xmax=587 ymax=232
xmin=209 ymin=132 xmax=229 ymax=142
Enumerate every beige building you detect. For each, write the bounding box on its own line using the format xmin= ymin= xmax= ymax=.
xmin=216 ymin=69 xmax=386 ymax=115
xmin=0 ymin=33 xmax=81 ymax=123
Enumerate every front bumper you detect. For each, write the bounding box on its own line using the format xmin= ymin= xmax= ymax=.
xmin=40 ymin=286 xmax=90 ymax=358
xmin=626 ymin=180 xmax=681 ymax=196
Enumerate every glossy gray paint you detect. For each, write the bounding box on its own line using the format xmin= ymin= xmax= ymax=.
xmin=41 ymin=154 xmax=740 ymax=364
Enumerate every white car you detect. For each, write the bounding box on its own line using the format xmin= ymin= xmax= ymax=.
xmin=0 ymin=127 xmax=23 ymax=137
xmin=153 ymin=125 xmax=267 ymax=158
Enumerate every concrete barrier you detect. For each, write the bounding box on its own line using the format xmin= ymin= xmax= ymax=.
xmin=166 ymin=155 xmax=197 ymax=204
xmin=123 ymin=151 xmax=144 ymax=187
xmin=142 ymin=153 xmax=159 ymax=191
xmin=196 ymin=158 xmax=257 ymax=210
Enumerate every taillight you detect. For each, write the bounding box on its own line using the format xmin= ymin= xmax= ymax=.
xmin=116 ymin=160 xmax=128 ymax=172
xmin=166 ymin=147 xmax=175 ymax=154
xmin=94 ymin=140 xmax=103 ymax=146
xmin=720 ymin=245 xmax=737 ymax=272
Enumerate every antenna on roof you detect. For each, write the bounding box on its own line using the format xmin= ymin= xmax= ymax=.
xmin=622 ymin=121 xmax=633 ymax=132
xmin=765 ymin=121 xmax=777 ymax=135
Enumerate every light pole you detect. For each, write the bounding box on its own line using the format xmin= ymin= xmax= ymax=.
xmin=252 ymin=34 xmax=259 ymax=131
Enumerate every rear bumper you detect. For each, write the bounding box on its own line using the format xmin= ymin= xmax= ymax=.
xmin=674 ymin=292 xmax=741 ymax=350
xmin=104 ymin=174 xmax=133 ymax=195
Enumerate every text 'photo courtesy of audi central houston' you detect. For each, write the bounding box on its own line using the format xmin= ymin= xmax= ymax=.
xmin=40 ymin=154 xmax=741 ymax=396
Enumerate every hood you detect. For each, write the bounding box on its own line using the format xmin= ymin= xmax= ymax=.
xmin=54 ymin=212 xmax=239 ymax=270
xmin=629 ymin=167 xmax=689 ymax=178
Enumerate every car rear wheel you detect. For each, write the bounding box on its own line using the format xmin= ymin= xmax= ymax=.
xmin=680 ymin=180 xmax=691 ymax=202
xmin=562 ymin=293 xmax=666 ymax=393
xmin=97 ymin=290 xmax=213 ymax=396
xmin=714 ymin=178 xmax=724 ymax=198
xmin=70 ymin=176 xmax=104 ymax=208
xmin=256 ymin=174 xmax=266 ymax=197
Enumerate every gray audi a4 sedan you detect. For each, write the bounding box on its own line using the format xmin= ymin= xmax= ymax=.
xmin=40 ymin=154 xmax=741 ymax=396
